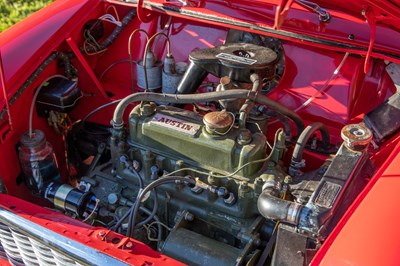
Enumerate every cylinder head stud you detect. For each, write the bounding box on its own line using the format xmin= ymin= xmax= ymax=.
xmin=237 ymin=128 xmax=252 ymax=145
xmin=341 ymin=123 xmax=372 ymax=151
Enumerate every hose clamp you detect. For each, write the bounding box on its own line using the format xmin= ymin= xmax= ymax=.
xmin=286 ymin=203 xmax=302 ymax=225
xmin=111 ymin=120 xmax=124 ymax=130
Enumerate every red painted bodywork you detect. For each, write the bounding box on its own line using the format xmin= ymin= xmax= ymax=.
xmin=0 ymin=0 xmax=400 ymax=265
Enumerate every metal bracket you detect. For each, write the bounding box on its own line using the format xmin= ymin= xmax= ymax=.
xmin=296 ymin=0 xmax=331 ymax=22
xmin=274 ymin=0 xmax=330 ymax=29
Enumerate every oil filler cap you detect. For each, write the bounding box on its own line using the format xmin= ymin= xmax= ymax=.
xmin=341 ymin=123 xmax=372 ymax=151
xmin=203 ymin=111 xmax=234 ymax=135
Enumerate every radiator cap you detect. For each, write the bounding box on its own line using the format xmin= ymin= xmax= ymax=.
xmin=341 ymin=123 xmax=372 ymax=151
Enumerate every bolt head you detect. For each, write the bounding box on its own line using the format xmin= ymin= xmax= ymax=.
xmin=237 ymin=129 xmax=252 ymax=145
xmin=140 ymin=103 xmax=156 ymax=116
xmin=184 ymin=212 xmax=195 ymax=222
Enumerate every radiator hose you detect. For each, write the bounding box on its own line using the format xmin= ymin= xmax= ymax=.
xmin=258 ymin=123 xmax=330 ymax=226
xmin=257 ymin=179 xmax=303 ymax=225
xmin=289 ymin=122 xmax=330 ymax=176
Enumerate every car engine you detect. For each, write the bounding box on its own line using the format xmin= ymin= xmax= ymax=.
xmin=45 ymin=34 xmax=375 ymax=265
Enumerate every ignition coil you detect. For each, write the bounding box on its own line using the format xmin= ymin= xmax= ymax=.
xmin=44 ymin=182 xmax=98 ymax=219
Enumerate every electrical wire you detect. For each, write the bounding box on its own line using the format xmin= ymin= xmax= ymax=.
xmin=142 ymin=32 xmax=171 ymax=92
xmin=127 ymin=176 xmax=196 ymax=237
xmin=128 ymin=29 xmax=149 ymax=92
xmin=99 ymin=59 xmax=134 ymax=81
xmin=135 ymin=188 xmax=158 ymax=228
xmin=148 ymin=220 xmax=172 ymax=232
xmin=294 ymin=52 xmax=350 ymax=112
xmin=29 ymin=74 xmax=69 ymax=138
xmin=146 ymin=220 xmax=171 ymax=242
xmin=140 ymin=208 xmax=163 ymax=247
xmin=82 ymin=198 xmax=100 ymax=223
xmin=105 ymin=5 xmax=120 ymax=21
xmin=114 ymin=129 xmax=283 ymax=237
xmin=261 ymin=109 xmax=291 ymax=138
xmin=111 ymin=187 xmax=157 ymax=232
xmin=131 ymin=168 xmax=144 ymax=189
xmin=125 ymin=130 xmax=280 ymax=237
xmin=98 ymin=14 xmax=121 ymax=27
xmin=81 ymin=9 xmax=136 ymax=55
xmin=164 ymin=128 xmax=284 ymax=181
xmin=82 ymin=99 xmax=122 ymax=127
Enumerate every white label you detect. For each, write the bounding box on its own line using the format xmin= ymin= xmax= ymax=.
xmin=151 ymin=113 xmax=201 ymax=135
xmin=216 ymin=53 xmax=257 ymax=65
xmin=313 ymin=181 xmax=342 ymax=209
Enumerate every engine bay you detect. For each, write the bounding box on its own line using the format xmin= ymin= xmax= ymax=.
xmin=1 ymin=1 xmax=400 ymax=265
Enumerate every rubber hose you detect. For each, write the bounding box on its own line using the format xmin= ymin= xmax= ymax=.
xmin=291 ymin=122 xmax=330 ymax=164
xmin=263 ymin=110 xmax=291 ymax=137
xmin=239 ymin=73 xmax=260 ymax=128
xmin=255 ymin=93 xmax=304 ymax=137
xmin=257 ymin=187 xmax=302 ymax=225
